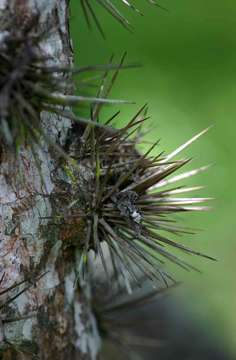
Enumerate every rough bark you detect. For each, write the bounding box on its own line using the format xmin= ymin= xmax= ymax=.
xmin=0 ymin=1 xmax=100 ymax=359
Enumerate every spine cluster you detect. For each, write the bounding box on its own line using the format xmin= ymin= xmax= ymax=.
xmin=0 ymin=6 xmax=214 ymax=359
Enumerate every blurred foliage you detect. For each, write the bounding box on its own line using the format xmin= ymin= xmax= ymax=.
xmin=70 ymin=0 xmax=236 ymax=354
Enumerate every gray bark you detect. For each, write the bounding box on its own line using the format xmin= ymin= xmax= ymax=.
xmin=0 ymin=1 xmax=100 ymax=358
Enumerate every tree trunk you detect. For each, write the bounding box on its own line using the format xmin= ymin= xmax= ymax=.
xmin=0 ymin=1 xmax=100 ymax=359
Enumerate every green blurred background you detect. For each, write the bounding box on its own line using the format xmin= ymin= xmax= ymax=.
xmin=70 ymin=0 xmax=236 ymax=354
